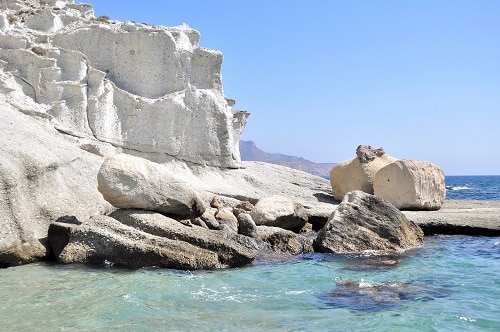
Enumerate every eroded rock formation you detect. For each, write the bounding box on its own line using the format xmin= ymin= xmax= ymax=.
xmin=330 ymin=145 xmax=398 ymax=201
xmin=0 ymin=0 xmax=248 ymax=168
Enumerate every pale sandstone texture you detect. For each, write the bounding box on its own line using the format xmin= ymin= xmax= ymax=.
xmin=0 ymin=0 xmax=248 ymax=168
xmin=329 ymin=145 xmax=398 ymax=201
xmin=315 ymin=191 xmax=424 ymax=253
xmin=97 ymin=154 xmax=205 ymax=219
xmin=374 ymin=160 xmax=445 ymax=210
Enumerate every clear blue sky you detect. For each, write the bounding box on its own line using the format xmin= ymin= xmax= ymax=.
xmin=82 ymin=0 xmax=500 ymax=175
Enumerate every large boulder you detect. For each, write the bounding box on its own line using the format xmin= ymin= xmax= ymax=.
xmin=373 ymin=160 xmax=446 ymax=210
xmin=315 ymin=191 xmax=424 ymax=253
xmin=48 ymin=215 xmax=221 ymax=270
xmin=330 ymin=145 xmax=398 ymax=201
xmin=250 ymin=195 xmax=307 ymax=232
xmin=97 ymin=154 xmax=205 ymax=219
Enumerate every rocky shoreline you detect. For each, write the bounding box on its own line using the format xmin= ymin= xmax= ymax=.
xmin=1 ymin=1 xmax=498 ymax=270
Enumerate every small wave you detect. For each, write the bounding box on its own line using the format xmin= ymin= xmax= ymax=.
xmin=446 ymin=186 xmax=474 ymax=191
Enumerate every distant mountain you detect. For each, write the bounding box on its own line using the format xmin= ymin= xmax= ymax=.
xmin=239 ymin=140 xmax=336 ymax=178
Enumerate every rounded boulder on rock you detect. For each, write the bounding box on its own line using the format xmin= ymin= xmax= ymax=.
xmin=330 ymin=145 xmax=398 ymax=201
xmin=250 ymin=195 xmax=307 ymax=232
xmin=373 ymin=159 xmax=446 ymax=210
xmin=97 ymin=154 xmax=205 ymax=219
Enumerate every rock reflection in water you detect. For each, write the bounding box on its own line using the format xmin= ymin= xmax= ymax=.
xmin=320 ymin=280 xmax=450 ymax=312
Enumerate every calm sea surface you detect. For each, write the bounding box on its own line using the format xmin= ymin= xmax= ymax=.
xmin=1 ymin=176 xmax=499 ymax=331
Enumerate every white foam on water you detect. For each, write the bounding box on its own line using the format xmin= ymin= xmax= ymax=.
xmin=446 ymin=186 xmax=474 ymax=191
xmin=358 ymin=280 xmax=373 ymax=288
xmin=458 ymin=316 xmax=476 ymax=322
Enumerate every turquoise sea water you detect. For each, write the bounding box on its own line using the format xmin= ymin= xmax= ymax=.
xmin=1 ymin=236 xmax=499 ymax=331
xmin=1 ymin=176 xmax=499 ymax=331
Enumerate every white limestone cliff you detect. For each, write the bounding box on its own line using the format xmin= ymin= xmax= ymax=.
xmin=0 ymin=0 xmax=249 ymax=168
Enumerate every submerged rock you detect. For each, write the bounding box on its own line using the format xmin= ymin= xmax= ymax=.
xmin=320 ymin=279 xmax=450 ymax=312
xmin=315 ymin=191 xmax=424 ymax=253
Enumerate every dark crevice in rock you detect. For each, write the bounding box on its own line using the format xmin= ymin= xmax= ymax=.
xmin=419 ymin=223 xmax=500 ymax=237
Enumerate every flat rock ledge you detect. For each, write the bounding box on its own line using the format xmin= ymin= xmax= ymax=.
xmin=404 ymin=199 xmax=500 ymax=237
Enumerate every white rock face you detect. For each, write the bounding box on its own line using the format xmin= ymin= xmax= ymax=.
xmin=0 ymin=99 xmax=113 ymax=266
xmin=0 ymin=0 xmax=248 ymax=168
xmin=97 ymin=154 xmax=206 ymax=219
xmin=373 ymin=160 xmax=446 ymax=210
xmin=330 ymin=145 xmax=398 ymax=201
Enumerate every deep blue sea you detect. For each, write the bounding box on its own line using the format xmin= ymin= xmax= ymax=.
xmin=445 ymin=175 xmax=500 ymax=200
xmin=1 ymin=176 xmax=499 ymax=331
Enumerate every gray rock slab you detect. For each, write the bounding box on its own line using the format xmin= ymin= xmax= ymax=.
xmin=48 ymin=216 xmax=220 ymax=269
xmin=403 ymin=199 xmax=500 ymax=236
xmin=109 ymin=209 xmax=257 ymax=268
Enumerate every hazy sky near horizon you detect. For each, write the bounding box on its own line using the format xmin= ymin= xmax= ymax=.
xmin=83 ymin=0 xmax=499 ymax=175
